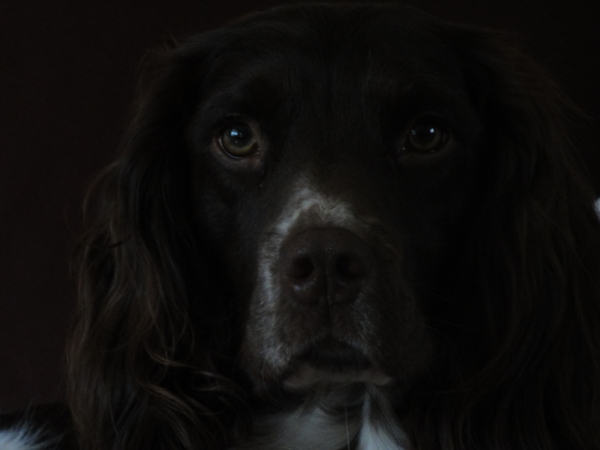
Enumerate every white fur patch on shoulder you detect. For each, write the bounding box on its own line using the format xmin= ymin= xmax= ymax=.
xmin=595 ymin=198 xmax=600 ymax=219
xmin=0 ymin=427 xmax=46 ymax=450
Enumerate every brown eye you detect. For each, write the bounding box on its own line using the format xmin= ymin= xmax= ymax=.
xmin=218 ymin=123 xmax=259 ymax=157
xmin=404 ymin=121 xmax=448 ymax=153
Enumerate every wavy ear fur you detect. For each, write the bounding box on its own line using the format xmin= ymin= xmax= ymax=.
xmin=67 ymin=11 xmax=600 ymax=450
xmin=68 ymin=36 xmax=247 ymax=450
xmin=403 ymin=26 xmax=600 ymax=450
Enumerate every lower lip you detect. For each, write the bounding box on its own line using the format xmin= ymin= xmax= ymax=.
xmin=284 ymin=363 xmax=393 ymax=390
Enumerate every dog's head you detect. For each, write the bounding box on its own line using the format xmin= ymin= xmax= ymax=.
xmin=190 ymin=6 xmax=488 ymax=393
xmin=69 ymin=4 xmax=600 ymax=449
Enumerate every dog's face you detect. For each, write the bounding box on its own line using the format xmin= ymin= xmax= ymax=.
xmin=62 ymin=4 xmax=600 ymax=448
xmin=189 ymin=7 xmax=485 ymax=394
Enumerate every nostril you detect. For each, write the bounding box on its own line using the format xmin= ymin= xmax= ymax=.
xmin=287 ymin=256 xmax=314 ymax=280
xmin=335 ymin=254 xmax=367 ymax=282
xmin=279 ymin=228 xmax=373 ymax=306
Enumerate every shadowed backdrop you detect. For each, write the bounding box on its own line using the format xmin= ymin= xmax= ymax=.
xmin=1 ymin=0 xmax=599 ymax=411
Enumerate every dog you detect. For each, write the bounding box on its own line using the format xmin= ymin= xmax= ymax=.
xmin=2 ymin=3 xmax=600 ymax=449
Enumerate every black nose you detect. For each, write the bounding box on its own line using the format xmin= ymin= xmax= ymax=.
xmin=280 ymin=229 xmax=372 ymax=306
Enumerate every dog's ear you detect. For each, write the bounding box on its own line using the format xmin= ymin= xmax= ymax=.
xmin=405 ymin=25 xmax=600 ymax=450
xmin=69 ymin=36 xmax=246 ymax=450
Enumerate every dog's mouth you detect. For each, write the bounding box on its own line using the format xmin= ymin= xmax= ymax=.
xmin=296 ymin=338 xmax=371 ymax=371
xmin=282 ymin=337 xmax=392 ymax=389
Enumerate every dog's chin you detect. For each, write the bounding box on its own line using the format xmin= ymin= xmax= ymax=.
xmin=280 ymin=338 xmax=393 ymax=391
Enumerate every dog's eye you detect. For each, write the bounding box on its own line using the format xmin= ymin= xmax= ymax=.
xmin=218 ymin=123 xmax=259 ymax=157
xmin=403 ymin=121 xmax=448 ymax=154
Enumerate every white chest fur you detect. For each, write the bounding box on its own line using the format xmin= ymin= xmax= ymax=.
xmin=233 ymin=387 xmax=409 ymax=450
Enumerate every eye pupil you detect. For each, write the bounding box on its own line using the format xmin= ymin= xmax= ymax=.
xmin=228 ymin=126 xmax=250 ymax=145
xmin=405 ymin=122 xmax=447 ymax=153
xmin=219 ymin=123 xmax=259 ymax=157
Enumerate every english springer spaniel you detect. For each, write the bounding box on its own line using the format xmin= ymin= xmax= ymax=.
xmin=2 ymin=3 xmax=600 ymax=450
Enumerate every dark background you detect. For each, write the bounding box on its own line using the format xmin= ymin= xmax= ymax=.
xmin=1 ymin=0 xmax=599 ymax=412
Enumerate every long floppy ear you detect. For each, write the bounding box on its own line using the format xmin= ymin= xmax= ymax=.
xmin=404 ymin=26 xmax=600 ymax=450
xmin=68 ymin=37 xmax=246 ymax=450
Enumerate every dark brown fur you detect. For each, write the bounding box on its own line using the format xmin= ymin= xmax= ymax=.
xmin=66 ymin=4 xmax=600 ymax=449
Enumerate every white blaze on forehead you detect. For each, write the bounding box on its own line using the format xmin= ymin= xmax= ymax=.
xmin=273 ymin=180 xmax=360 ymax=236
